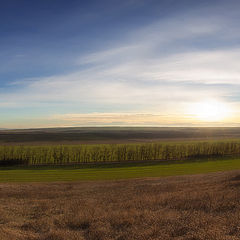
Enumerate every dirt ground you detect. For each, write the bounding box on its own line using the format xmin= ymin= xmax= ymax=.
xmin=1 ymin=171 xmax=240 ymax=240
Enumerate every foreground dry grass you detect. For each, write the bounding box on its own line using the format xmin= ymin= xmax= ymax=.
xmin=1 ymin=171 xmax=240 ymax=240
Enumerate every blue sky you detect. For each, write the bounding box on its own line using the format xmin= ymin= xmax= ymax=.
xmin=1 ymin=0 xmax=240 ymax=128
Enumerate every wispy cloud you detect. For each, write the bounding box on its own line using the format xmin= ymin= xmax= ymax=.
xmin=48 ymin=111 xmax=240 ymax=127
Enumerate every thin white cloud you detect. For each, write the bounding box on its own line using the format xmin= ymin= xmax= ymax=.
xmin=47 ymin=111 xmax=240 ymax=127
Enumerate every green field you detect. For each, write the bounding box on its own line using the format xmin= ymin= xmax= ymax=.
xmin=1 ymin=157 xmax=240 ymax=182
xmin=1 ymin=140 xmax=240 ymax=165
xmin=1 ymin=136 xmax=240 ymax=183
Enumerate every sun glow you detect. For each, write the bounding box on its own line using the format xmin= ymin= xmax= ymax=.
xmin=189 ymin=100 xmax=231 ymax=122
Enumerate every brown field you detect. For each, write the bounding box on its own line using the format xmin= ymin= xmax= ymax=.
xmin=1 ymin=127 xmax=240 ymax=145
xmin=1 ymin=171 xmax=240 ymax=240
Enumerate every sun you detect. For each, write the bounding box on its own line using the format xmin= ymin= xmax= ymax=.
xmin=189 ymin=100 xmax=230 ymax=122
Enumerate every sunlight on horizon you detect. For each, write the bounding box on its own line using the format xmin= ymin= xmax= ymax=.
xmin=188 ymin=100 xmax=232 ymax=122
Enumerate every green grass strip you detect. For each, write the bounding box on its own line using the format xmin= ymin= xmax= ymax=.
xmin=0 ymin=158 xmax=240 ymax=182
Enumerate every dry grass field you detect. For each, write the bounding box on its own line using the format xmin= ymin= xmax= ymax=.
xmin=2 ymin=127 xmax=240 ymax=145
xmin=1 ymin=170 xmax=240 ymax=240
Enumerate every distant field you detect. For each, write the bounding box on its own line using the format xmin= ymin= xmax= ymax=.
xmin=1 ymin=127 xmax=240 ymax=145
xmin=1 ymin=157 xmax=240 ymax=182
xmin=1 ymin=127 xmax=240 ymax=182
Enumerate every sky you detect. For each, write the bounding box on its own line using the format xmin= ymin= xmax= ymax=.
xmin=1 ymin=0 xmax=240 ymax=128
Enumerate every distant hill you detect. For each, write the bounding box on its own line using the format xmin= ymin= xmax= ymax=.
xmin=0 ymin=127 xmax=240 ymax=145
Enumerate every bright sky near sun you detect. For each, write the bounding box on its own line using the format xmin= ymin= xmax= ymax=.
xmin=1 ymin=0 xmax=240 ymax=128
